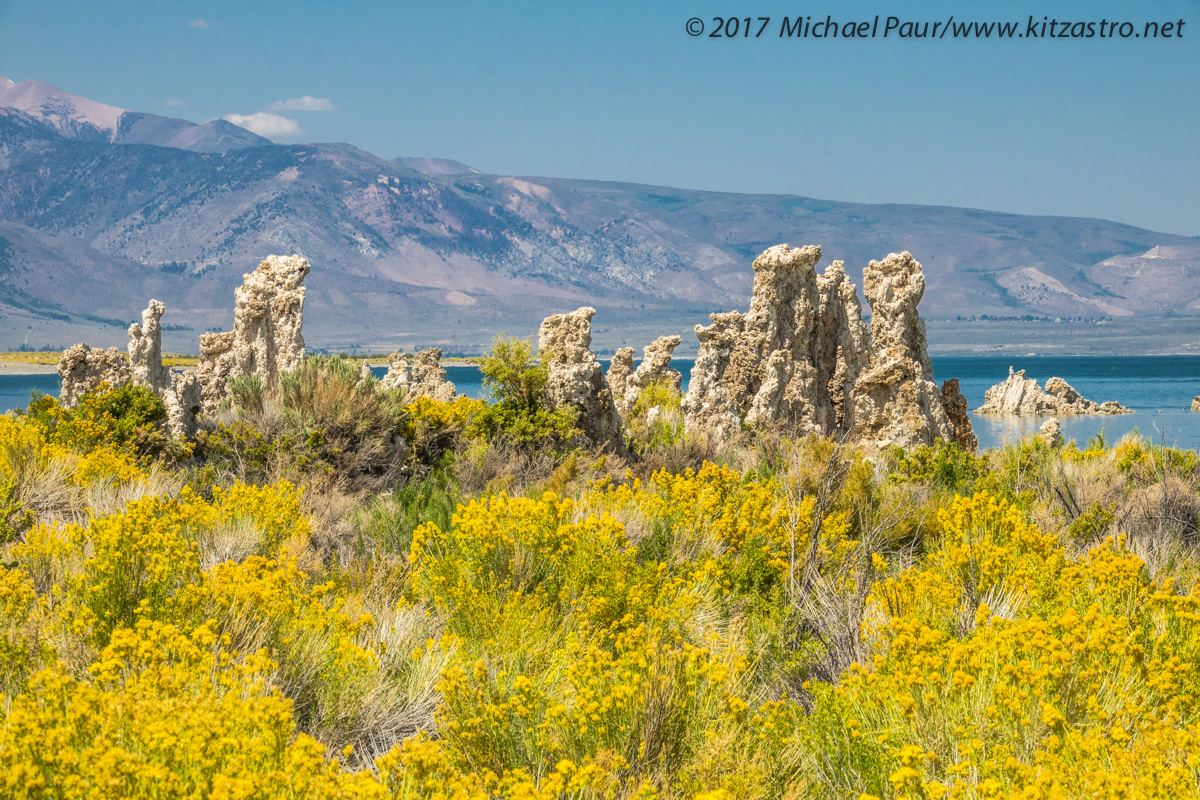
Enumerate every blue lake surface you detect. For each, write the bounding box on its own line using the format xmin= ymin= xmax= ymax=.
xmin=0 ymin=373 xmax=60 ymax=416
xmin=7 ymin=356 xmax=1200 ymax=451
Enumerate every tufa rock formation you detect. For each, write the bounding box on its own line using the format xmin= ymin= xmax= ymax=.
xmin=379 ymin=352 xmax=411 ymax=391
xmin=1040 ymin=417 xmax=1064 ymax=448
xmin=606 ymin=336 xmax=683 ymax=418
xmin=57 ymin=345 xmax=130 ymax=409
xmin=538 ymin=307 xmax=625 ymax=452
xmin=58 ymin=254 xmax=311 ymax=437
xmin=629 ymin=335 xmax=683 ymax=397
xmin=128 ymin=300 xmax=171 ymax=395
xmin=605 ymin=348 xmax=636 ymax=417
xmin=57 ymin=299 xmax=204 ymax=438
xmin=680 ymin=311 xmax=746 ymax=441
xmin=975 ymin=368 xmax=1131 ymax=416
xmin=128 ymin=300 xmax=201 ymax=438
xmin=1191 ymin=396 xmax=1199 ymax=412
xmin=194 ymin=254 xmax=310 ymax=414
xmin=164 ymin=373 xmax=203 ymax=440
xmin=974 ymin=368 xmax=1049 ymax=414
xmin=815 ymin=261 xmax=871 ymax=432
xmin=380 ymin=348 xmax=457 ymax=403
xmin=940 ymin=379 xmax=978 ymax=452
xmin=736 ymin=244 xmax=824 ymax=434
xmin=849 ymin=252 xmax=954 ymax=450
xmin=683 ymin=244 xmax=968 ymax=450
xmin=682 ymin=245 xmax=831 ymax=437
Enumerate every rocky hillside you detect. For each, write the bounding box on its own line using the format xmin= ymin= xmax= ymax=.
xmin=1 ymin=78 xmax=1197 ymax=354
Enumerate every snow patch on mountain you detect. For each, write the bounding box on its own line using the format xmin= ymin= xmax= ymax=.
xmin=0 ymin=77 xmax=124 ymax=134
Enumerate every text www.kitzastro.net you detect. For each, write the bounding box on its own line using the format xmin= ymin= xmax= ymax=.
xmin=684 ymin=15 xmax=1187 ymax=40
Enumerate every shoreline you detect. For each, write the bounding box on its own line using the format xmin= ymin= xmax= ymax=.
xmin=0 ymin=363 xmax=58 ymax=375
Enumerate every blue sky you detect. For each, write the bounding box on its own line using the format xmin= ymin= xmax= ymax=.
xmin=1 ymin=0 xmax=1196 ymax=235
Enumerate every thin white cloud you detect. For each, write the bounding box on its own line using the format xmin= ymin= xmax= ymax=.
xmin=188 ymin=18 xmax=212 ymax=29
xmin=222 ymin=112 xmax=304 ymax=137
xmin=166 ymin=98 xmax=184 ymax=108
xmin=269 ymin=96 xmax=336 ymax=112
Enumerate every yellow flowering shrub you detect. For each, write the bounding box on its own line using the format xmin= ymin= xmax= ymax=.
xmin=0 ymin=564 xmax=50 ymax=698
xmin=194 ymin=553 xmax=380 ymax=737
xmin=404 ymin=396 xmax=486 ymax=448
xmin=0 ymin=411 xmax=143 ymax=491
xmin=12 ymin=481 xmax=311 ymax=646
xmin=4 ymin=415 xmax=1200 ymax=799
xmin=595 ymin=464 xmax=814 ymax=598
xmin=0 ymin=619 xmax=387 ymax=799
xmin=808 ymin=495 xmax=1200 ymax=799
xmin=410 ymin=491 xmax=635 ymax=638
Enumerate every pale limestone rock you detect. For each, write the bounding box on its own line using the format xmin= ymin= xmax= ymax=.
xmin=164 ymin=372 xmax=203 ymax=440
xmin=940 ymin=379 xmax=978 ymax=452
xmin=194 ymin=331 xmax=237 ymax=413
xmin=612 ymin=335 xmax=684 ymax=418
xmin=379 ymin=351 xmax=411 ymax=391
xmin=1040 ymin=417 xmax=1063 ymax=448
xmin=629 ymin=335 xmax=683 ymax=397
xmin=360 ymin=360 xmax=372 ymax=381
xmin=681 ymin=311 xmax=745 ymax=440
xmin=815 ymin=261 xmax=870 ymax=432
xmin=683 ymin=244 xmax=964 ymax=449
xmin=975 ymin=367 xmax=1130 ymax=416
xmin=381 ymin=348 xmax=456 ymax=403
xmin=740 ymin=244 xmax=823 ymax=433
xmin=850 ymin=252 xmax=953 ymax=449
xmin=1193 ymin=396 xmax=1200 ymax=412
xmin=59 ymin=299 xmax=203 ymax=438
xmin=57 ymin=345 xmax=129 ymax=409
xmin=194 ymin=255 xmax=310 ymax=413
xmin=606 ymin=348 xmax=636 ymax=416
xmin=974 ymin=367 xmax=1051 ymax=415
xmin=538 ymin=307 xmax=625 ymax=452
xmin=609 ymin=335 xmax=683 ymax=427
xmin=128 ymin=299 xmax=202 ymax=438
xmin=128 ymin=300 xmax=171 ymax=394
xmin=683 ymin=245 xmax=832 ymax=436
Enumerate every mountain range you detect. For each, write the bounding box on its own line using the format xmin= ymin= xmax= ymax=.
xmin=1 ymin=75 xmax=1197 ymax=356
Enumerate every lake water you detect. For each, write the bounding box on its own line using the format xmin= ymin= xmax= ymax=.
xmin=6 ymin=356 xmax=1199 ymax=451
xmin=0 ymin=373 xmax=60 ymax=416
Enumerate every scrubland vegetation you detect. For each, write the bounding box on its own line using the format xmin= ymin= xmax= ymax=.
xmin=2 ymin=341 xmax=1200 ymax=798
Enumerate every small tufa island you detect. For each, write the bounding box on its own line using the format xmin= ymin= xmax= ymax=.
xmin=975 ymin=367 xmax=1131 ymax=417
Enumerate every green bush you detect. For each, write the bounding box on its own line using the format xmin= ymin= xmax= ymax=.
xmin=479 ymin=336 xmax=546 ymax=409
xmin=890 ymin=441 xmax=983 ymax=494
xmin=625 ymin=378 xmax=685 ymax=454
xmin=355 ymin=464 xmax=459 ymax=556
xmin=1067 ymin=501 xmax=1117 ymax=541
xmin=468 ymin=335 xmax=579 ymax=450
xmin=279 ymin=356 xmax=408 ymax=480
xmin=200 ymin=356 xmax=410 ymax=485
